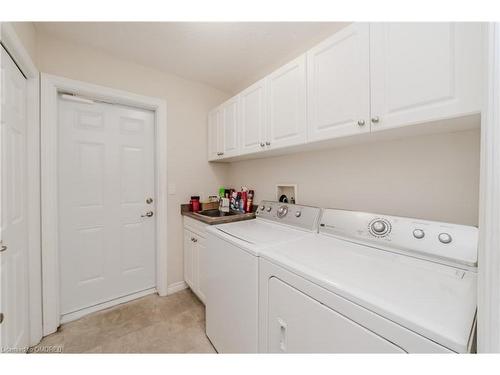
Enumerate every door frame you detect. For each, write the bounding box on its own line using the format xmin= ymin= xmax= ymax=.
xmin=477 ymin=22 xmax=500 ymax=353
xmin=40 ymin=73 xmax=168 ymax=336
xmin=0 ymin=22 xmax=42 ymax=347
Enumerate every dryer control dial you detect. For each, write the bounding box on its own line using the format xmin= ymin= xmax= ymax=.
xmin=369 ymin=218 xmax=391 ymax=237
xmin=277 ymin=205 xmax=288 ymax=218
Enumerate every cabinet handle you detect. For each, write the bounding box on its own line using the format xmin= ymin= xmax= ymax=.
xmin=371 ymin=116 xmax=380 ymax=124
xmin=357 ymin=119 xmax=365 ymax=126
xmin=278 ymin=317 xmax=287 ymax=352
xmin=216 ymin=152 xmax=224 ymax=156
xmin=191 ymin=237 xmax=198 ymax=243
xmin=260 ymin=142 xmax=265 ymax=147
xmin=265 ymin=141 xmax=271 ymax=146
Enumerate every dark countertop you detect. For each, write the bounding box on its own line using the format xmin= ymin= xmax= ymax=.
xmin=180 ymin=204 xmax=256 ymax=225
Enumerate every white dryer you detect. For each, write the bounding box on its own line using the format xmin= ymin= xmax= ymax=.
xmin=258 ymin=209 xmax=478 ymax=353
xmin=204 ymin=201 xmax=321 ymax=353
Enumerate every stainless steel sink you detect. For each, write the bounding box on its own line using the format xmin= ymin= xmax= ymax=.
xmin=195 ymin=209 xmax=237 ymax=218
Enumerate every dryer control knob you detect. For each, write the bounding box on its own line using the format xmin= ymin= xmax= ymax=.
xmin=413 ymin=229 xmax=425 ymax=239
xmin=295 ymin=211 xmax=301 ymax=218
xmin=438 ymin=233 xmax=452 ymax=244
xmin=266 ymin=206 xmax=272 ymax=212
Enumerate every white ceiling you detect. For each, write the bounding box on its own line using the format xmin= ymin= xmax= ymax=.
xmin=34 ymin=22 xmax=348 ymax=93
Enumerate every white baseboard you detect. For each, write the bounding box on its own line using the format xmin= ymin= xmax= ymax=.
xmin=60 ymin=288 xmax=156 ymax=324
xmin=167 ymin=281 xmax=188 ymax=295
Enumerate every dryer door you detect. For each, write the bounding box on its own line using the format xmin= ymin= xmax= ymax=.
xmin=267 ymin=277 xmax=405 ymax=353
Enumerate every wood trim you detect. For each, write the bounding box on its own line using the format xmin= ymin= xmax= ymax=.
xmin=478 ymin=22 xmax=500 ymax=353
xmin=0 ymin=22 xmax=42 ymax=347
xmin=167 ymin=281 xmax=188 ymax=295
xmin=40 ymin=73 xmax=168 ymax=335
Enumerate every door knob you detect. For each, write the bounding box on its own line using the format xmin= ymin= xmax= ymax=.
xmin=141 ymin=211 xmax=154 ymax=218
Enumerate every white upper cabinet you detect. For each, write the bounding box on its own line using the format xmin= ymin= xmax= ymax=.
xmin=307 ymin=23 xmax=371 ymax=141
xmin=369 ymin=22 xmax=484 ymax=131
xmin=221 ymin=97 xmax=240 ymax=157
xmin=266 ymin=55 xmax=307 ymax=149
xmin=239 ymin=79 xmax=267 ymax=155
xmin=207 ymin=108 xmax=222 ymax=161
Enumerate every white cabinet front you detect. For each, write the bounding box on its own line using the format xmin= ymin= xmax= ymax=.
xmin=239 ymin=79 xmax=267 ymax=155
xmin=369 ymin=22 xmax=483 ymax=131
xmin=221 ymin=97 xmax=239 ymax=157
xmin=307 ymin=23 xmax=371 ymax=141
xmin=267 ymin=277 xmax=405 ymax=353
xmin=207 ymin=108 xmax=222 ymax=161
xmin=266 ymin=55 xmax=307 ymax=149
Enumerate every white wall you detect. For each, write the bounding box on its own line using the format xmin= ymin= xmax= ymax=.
xmin=35 ymin=31 xmax=231 ymax=287
xmin=227 ymin=129 xmax=480 ymax=226
xmin=10 ymin=22 xmax=37 ymax=64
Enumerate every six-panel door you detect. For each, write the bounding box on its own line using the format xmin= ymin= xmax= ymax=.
xmin=307 ymin=23 xmax=371 ymax=141
xmin=369 ymin=22 xmax=484 ymax=131
xmin=58 ymin=99 xmax=156 ymax=316
xmin=0 ymin=45 xmax=30 ymax=351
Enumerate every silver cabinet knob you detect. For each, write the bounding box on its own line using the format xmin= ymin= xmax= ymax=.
xmin=371 ymin=116 xmax=380 ymax=123
xmin=438 ymin=233 xmax=452 ymax=244
xmin=0 ymin=244 xmax=7 ymax=253
xmin=266 ymin=141 xmax=271 ymax=146
xmin=146 ymin=197 xmax=153 ymax=204
xmin=191 ymin=237 xmax=198 ymax=243
xmin=141 ymin=211 xmax=154 ymax=218
xmin=260 ymin=142 xmax=265 ymax=147
xmin=413 ymin=229 xmax=425 ymax=239
xmin=357 ymin=119 xmax=365 ymax=126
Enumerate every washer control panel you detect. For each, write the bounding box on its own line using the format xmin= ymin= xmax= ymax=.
xmin=319 ymin=209 xmax=478 ymax=268
xmin=255 ymin=201 xmax=321 ymax=231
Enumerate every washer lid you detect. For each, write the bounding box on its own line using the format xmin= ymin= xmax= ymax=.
xmin=210 ymin=219 xmax=311 ymax=248
xmin=260 ymin=234 xmax=477 ymax=353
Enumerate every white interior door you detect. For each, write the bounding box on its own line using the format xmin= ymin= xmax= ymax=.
xmin=58 ymin=98 xmax=156 ymax=317
xmin=0 ymin=45 xmax=30 ymax=351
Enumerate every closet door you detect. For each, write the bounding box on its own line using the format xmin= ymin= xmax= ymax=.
xmin=266 ymin=55 xmax=307 ymax=150
xmin=239 ymin=79 xmax=267 ymax=155
xmin=307 ymin=23 xmax=370 ymax=141
xmin=370 ymin=22 xmax=483 ymax=131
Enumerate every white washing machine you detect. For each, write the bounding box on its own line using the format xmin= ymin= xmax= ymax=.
xmin=258 ymin=208 xmax=478 ymax=353
xmin=204 ymin=201 xmax=321 ymax=353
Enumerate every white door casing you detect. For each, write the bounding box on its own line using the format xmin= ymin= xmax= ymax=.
xmin=266 ymin=55 xmax=307 ymax=149
xmin=0 ymin=45 xmax=30 ymax=351
xmin=239 ymin=79 xmax=267 ymax=155
xmin=58 ymin=98 xmax=156 ymax=316
xmin=370 ymin=22 xmax=484 ymax=131
xmin=41 ymin=74 xmax=167 ymax=335
xmin=307 ymin=23 xmax=371 ymax=141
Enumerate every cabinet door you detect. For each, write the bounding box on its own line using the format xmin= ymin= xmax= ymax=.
xmin=195 ymin=237 xmax=207 ymax=304
xmin=266 ymin=55 xmax=307 ymax=149
xmin=370 ymin=22 xmax=484 ymax=131
xmin=221 ymin=97 xmax=239 ymax=157
xmin=183 ymin=229 xmax=194 ymax=289
xmin=239 ymin=79 xmax=267 ymax=155
xmin=307 ymin=23 xmax=370 ymax=141
xmin=207 ymin=108 xmax=222 ymax=161
xmin=267 ymin=277 xmax=405 ymax=353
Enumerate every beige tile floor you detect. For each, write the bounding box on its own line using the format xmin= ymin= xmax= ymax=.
xmin=31 ymin=289 xmax=216 ymax=353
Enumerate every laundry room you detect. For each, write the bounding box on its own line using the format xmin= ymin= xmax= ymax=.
xmin=1 ymin=1 xmax=500 ymax=373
